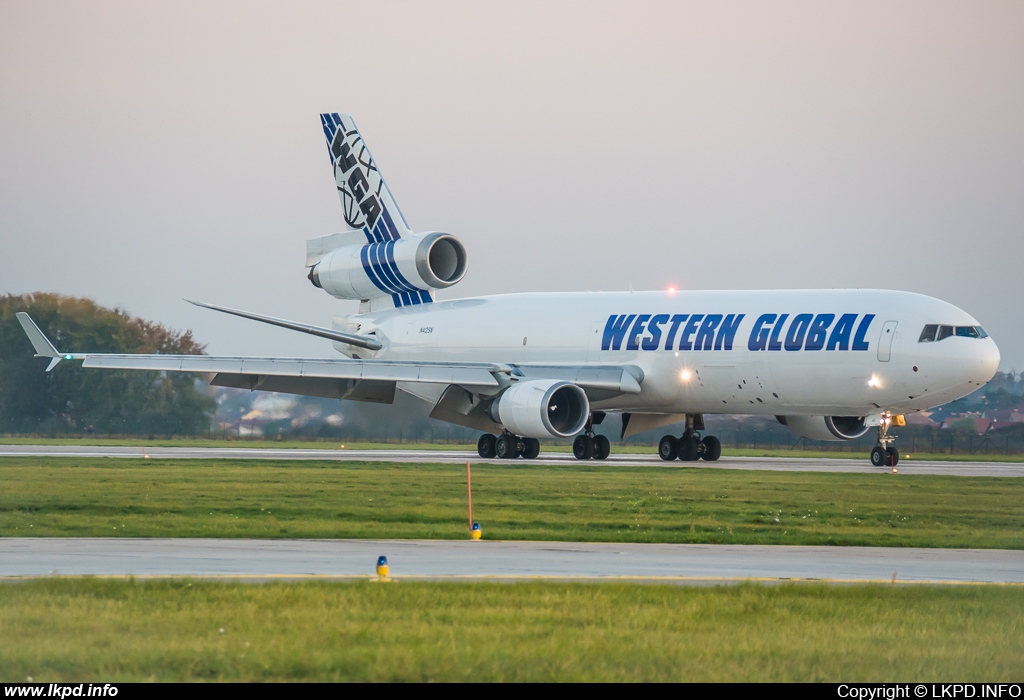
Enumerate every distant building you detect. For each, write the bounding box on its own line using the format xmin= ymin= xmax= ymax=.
xmin=905 ymin=411 xmax=939 ymax=428
xmin=941 ymin=414 xmax=991 ymax=434
xmin=986 ymin=409 xmax=1024 ymax=432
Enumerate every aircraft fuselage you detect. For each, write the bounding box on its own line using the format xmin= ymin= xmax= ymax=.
xmin=345 ymin=288 xmax=999 ymax=417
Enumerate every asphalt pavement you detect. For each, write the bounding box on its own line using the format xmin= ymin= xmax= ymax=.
xmin=1 ymin=444 xmax=1021 ymax=476
xmin=2 ymin=538 xmax=1021 ymax=584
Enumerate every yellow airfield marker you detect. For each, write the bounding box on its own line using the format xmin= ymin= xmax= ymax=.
xmin=466 ymin=461 xmax=483 ymax=539
xmin=376 ymin=555 xmax=389 ymax=579
xmin=466 ymin=460 xmax=477 ymax=538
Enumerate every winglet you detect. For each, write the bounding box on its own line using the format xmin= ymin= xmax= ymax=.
xmin=15 ymin=312 xmax=64 ymax=371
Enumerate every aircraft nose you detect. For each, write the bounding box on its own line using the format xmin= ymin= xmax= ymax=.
xmin=964 ymin=338 xmax=1000 ymax=385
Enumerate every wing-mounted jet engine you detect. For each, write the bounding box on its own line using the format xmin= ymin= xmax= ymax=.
xmin=464 ymin=378 xmax=593 ymax=460
xmin=776 ymin=415 xmax=870 ymax=442
xmin=489 ymin=379 xmax=590 ymax=439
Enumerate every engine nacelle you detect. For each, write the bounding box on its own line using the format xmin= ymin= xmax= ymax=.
xmin=309 ymin=231 xmax=468 ymax=301
xmin=777 ymin=415 xmax=870 ymax=442
xmin=490 ymin=379 xmax=590 ymax=438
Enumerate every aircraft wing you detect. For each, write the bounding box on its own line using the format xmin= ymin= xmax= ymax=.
xmin=78 ymin=353 xmax=506 ymax=405
xmin=79 ymin=353 xmax=501 ymax=387
xmin=16 ymin=312 xmax=643 ymax=406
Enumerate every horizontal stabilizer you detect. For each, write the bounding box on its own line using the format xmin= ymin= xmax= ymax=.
xmin=186 ymin=300 xmax=383 ymax=351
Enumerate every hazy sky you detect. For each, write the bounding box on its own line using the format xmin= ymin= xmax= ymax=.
xmin=2 ymin=1 xmax=1022 ymax=369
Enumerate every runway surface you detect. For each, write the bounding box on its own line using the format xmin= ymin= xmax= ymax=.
xmin=1 ymin=538 xmax=1022 ymax=584
xmin=1 ymin=444 xmax=1021 ymax=477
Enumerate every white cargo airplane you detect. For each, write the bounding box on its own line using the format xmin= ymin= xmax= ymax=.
xmin=17 ymin=113 xmax=1000 ymax=467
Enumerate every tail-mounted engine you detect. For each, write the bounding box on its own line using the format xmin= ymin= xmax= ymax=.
xmin=307 ymin=231 xmax=468 ymax=304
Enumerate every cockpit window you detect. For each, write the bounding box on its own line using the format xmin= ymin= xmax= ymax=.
xmin=919 ymin=324 xmax=988 ymax=342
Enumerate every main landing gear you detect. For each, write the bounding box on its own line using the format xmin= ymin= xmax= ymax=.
xmin=477 ymin=432 xmax=540 ymax=460
xmin=658 ymin=416 xmax=721 ymax=462
xmin=572 ymin=415 xmax=610 ymax=460
xmin=870 ymin=413 xmax=900 ymax=468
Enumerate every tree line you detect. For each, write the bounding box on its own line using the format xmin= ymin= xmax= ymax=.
xmin=0 ymin=294 xmax=214 ymax=435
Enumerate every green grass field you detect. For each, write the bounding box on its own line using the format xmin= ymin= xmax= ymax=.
xmin=3 ymin=456 xmax=1021 ymax=682
xmin=1 ymin=579 xmax=1021 ymax=682
xmin=1 ymin=457 xmax=1022 ymax=547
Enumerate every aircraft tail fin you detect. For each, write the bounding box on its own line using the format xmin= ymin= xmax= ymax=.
xmin=320 ymin=113 xmax=413 ymax=242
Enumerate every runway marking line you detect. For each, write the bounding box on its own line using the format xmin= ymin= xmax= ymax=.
xmin=1 ymin=574 xmax=1021 ymax=586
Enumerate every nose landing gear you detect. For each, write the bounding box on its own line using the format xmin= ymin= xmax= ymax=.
xmin=869 ymin=413 xmax=900 ymax=468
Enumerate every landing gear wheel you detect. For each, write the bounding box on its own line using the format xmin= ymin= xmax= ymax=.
xmin=573 ymin=434 xmax=595 ymax=460
xmin=521 ymin=438 xmax=541 ymax=460
xmin=477 ymin=434 xmax=496 ymax=459
xmin=593 ymin=435 xmax=611 ymax=460
xmin=658 ymin=435 xmax=679 ymax=461
xmin=496 ymin=434 xmax=517 ymax=459
xmin=872 ymin=412 xmax=901 ymax=468
xmin=678 ymin=435 xmax=700 ymax=461
xmin=701 ymin=435 xmax=721 ymax=462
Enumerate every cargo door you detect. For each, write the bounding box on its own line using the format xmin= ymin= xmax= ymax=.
xmin=877 ymin=321 xmax=898 ymax=362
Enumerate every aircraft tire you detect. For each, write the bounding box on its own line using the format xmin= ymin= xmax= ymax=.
xmin=496 ymin=434 xmax=517 ymax=459
xmin=522 ymin=437 xmax=541 ymax=460
xmin=678 ymin=435 xmax=700 ymax=461
xmin=477 ymin=434 xmax=497 ymax=458
xmin=886 ymin=446 xmax=900 ymax=467
xmin=573 ymin=434 xmax=595 ymax=460
xmin=870 ymin=446 xmax=886 ymax=467
xmin=701 ymin=435 xmax=721 ymax=461
xmin=658 ymin=435 xmax=678 ymax=461
xmin=593 ymin=435 xmax=611 ymax=460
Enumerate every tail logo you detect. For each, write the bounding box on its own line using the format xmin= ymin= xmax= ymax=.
xmin=329 ymin=125 xmax=383 ymax=230
xmin=318 ymin=112 xmax=431 ymax=307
